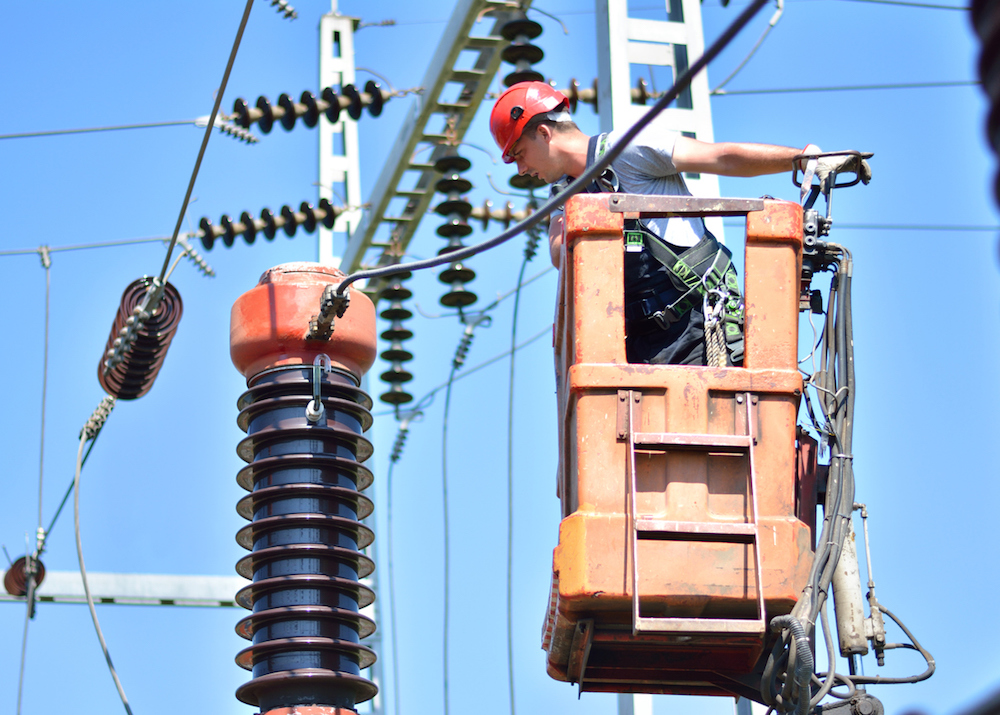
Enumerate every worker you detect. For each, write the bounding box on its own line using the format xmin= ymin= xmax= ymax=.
xmin=489 ymin=81 xmax=866 ymax=366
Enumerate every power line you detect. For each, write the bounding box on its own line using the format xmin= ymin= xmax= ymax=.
xmin=712 ymin=80 xmax=978 ymax=95
xmin=1 ymin=120 xmax=200 ymax=141
xmin=720 ymin=220 xmax=1000 ymax=231
xmin=833 ymin=0 xmax=967 ymax=9
xmin=0 ymin=116 xmax=256 ymax=144
xmin=0 ymin=236 xmax=174 ymax=257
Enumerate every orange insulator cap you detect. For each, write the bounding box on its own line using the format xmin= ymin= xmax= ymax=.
xmin=230 ymin=262 xmax=377 ymax=380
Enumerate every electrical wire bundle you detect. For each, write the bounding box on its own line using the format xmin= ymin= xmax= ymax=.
xmin=762 ymin=245 xmax=934 ymax=713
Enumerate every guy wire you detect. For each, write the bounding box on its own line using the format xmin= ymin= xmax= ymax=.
xmin=159 ymin=0 xmax=255 ymax=283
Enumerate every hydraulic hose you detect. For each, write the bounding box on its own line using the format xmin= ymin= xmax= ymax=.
xmin=771 ymin=615 xmax=814 ymax=715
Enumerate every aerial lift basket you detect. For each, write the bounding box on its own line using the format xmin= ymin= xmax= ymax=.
xmin=544 ymin=194 xmax=817 ymax=699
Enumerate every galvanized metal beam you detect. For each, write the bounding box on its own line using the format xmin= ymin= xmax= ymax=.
xmin=0 ymin=570 xmax=246 ymax=607
xmin=341 ymin=0 xmax=532 ymax=282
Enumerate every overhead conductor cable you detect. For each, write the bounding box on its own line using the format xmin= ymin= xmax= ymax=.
xmin=308 ymin=0 xmax=773 ymax=337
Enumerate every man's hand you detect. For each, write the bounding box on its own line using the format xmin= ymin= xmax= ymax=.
xmin=799 ymin=145 xmax=873 ymax=196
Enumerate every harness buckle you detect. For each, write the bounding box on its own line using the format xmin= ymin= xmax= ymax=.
xmin=649 ymin=304 xmax=680 ymax=330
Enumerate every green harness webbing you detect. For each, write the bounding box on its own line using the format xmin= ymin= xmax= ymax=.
xmin=627 ymin=224 xmax=745 ymax=349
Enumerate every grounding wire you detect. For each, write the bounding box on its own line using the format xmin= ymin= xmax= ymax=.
xmin=332 ymin=0 xmax=772 ymax=297
xmin=73 ymin=430 xmax=133 ymax=715
xmin=158 ymin=0 xmax=254 ymax=284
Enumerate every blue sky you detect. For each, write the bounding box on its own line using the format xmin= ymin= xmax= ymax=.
xmin=1 ymin=2 xmax=997 ymax=715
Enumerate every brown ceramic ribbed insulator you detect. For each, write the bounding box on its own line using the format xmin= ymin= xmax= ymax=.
xmin=233 ymin=366 xmax=378 ymax=712
xmin=97 ymin=278 xmax=183 ymax=401
xmin=3 ymin=556 xmax=46 ymax=597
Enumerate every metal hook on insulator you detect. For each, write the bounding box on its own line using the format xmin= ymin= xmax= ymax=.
xmin=305 ymin=355 xmax=332 ymax=423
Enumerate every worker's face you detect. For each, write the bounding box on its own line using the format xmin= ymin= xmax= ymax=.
xmin=509 ymin=126 xmax=558 ymax=183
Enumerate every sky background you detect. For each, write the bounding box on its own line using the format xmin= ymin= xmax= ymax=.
xmin=1 ymin=2 xmax=997 ymax=715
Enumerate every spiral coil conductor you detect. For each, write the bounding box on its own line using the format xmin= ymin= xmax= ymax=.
xmin=271 ymin=0 xmax=297 ymax=20
xmin=433 ymin=151 xmax=478 ymax=309
xmin=232 ymin=81 xmax=388 ymax=133
xmin=523 ymin=204 xmax=542 ymax=262
xmin=233 ymin=365 xmax=378 ymax=712
xmin=378 ymin=271 xmax=415 ymax=406
xmin=198 ymin=198 xmax=341 ymax=251
xmin=80 ymin=396 xmax=117 ymax=440
xmin=97 ymin=278 xmax=183 ymax=400
xmin=389 ymin=411 xmax=421 ymax=463
xmin=174 ymin=235 xmax=215 ymax=277
xmin=452 ymin=314 xmax=490 ymax=371
xmin=216 ymin=119 xmax=260 ymax=144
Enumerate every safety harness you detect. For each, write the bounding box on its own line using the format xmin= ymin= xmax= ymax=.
xmin=557 ymin=134 xmax=745 ymax=364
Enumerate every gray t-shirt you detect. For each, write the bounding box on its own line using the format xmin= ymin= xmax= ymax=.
xmin=551 ymin=125 xmax=706 ymax=248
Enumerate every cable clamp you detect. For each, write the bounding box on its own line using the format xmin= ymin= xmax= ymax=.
xmin=306 ymin=284 xmax=350 ymax=341
xmin=80 ymin=396 xmax=117 ymax=440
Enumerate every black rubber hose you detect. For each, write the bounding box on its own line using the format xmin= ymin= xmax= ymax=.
xmin=771 ymin=616 xmax=814 ymax=715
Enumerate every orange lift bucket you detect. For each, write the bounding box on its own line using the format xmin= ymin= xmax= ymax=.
xmin=544 ymin=194 xmax=816 ymax=699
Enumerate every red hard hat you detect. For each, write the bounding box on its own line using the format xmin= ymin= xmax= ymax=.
xmin=489 ymin=81 xmax=569 ymax=163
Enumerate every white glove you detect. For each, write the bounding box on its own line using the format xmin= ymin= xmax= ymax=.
xmin=799 ymin=145 xmax=873 ymax=200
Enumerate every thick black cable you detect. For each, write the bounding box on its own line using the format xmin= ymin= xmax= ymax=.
xmin=333 ymin=0 xmax=771 ymax=296
xmin=159 ymin=0 xmax=254 ymax=283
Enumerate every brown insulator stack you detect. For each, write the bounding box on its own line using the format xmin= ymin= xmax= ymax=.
xmin=97 ymin=277 xmax=183 ymax=400
xmin=199 ymin=198 xmax=341 ymax=251
xmin=433 ymin=153 xmax=478 ymax=309
xmin=378 ymin=271 xmax=415 ymax=406
xmin=232 ymin=81 xmax=385 ymax=133
xmin=500 ymin=12 xmax=544 ymax=87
